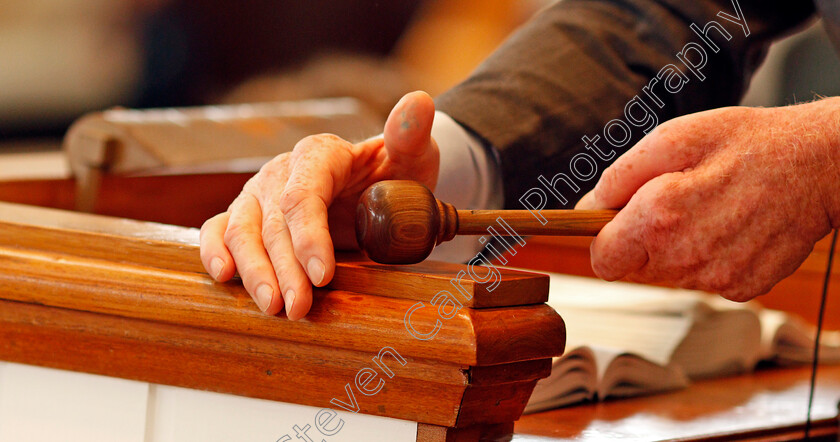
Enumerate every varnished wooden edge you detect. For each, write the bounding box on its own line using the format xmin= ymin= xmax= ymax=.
xmin=0 ymin=202 xmax=549 ymax=308
xmin=0 ymin=238 xmax=564 ymax=365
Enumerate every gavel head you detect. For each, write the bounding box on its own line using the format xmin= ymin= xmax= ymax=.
xmin=355 ymin=180 xmax=456 ymax=264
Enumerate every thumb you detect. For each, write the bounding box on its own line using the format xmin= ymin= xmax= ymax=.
xmin=383 ymin=91 xmax=439 ymax=185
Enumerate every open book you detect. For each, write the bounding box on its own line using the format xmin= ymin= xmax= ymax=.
xmin=525 ymin=273 xmax=840 ymax=413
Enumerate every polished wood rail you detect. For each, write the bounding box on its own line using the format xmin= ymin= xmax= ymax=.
xmin=0 ymin=202 xmax=565 ymax=441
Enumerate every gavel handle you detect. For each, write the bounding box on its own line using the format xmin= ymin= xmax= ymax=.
xmin=456 ymin=209 xmax=618 ymax=236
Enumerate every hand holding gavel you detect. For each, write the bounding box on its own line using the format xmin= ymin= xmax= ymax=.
xmin=355 ymin=180 xmax=617 ymax=264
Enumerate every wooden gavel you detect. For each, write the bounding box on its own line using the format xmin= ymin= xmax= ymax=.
xmin=355 ymin=180 xmax=618 ymax=264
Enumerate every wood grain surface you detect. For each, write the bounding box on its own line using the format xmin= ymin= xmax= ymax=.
xmin=0 ymin=202 xmax=550 ymax=308
xmin=515 ymin=364 xmax=840 ymax=441
xmin=456 ymin=210 xmax=617 ymax=236
xmin=0 ymin=202 xmax=565 ymax=434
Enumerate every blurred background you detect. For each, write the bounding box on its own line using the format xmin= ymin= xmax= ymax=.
xmin=0 ymin=0 xmax=549 ymax=142
xmin=0 ymin=0 xmax=838 ymax=143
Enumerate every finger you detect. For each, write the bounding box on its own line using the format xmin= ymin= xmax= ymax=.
xmin=589 ymin=203 xmax=649 ymax=281
xmin=260 ymin=209 xmax=314 ymax=321
xmin=275 ymin=135 xmax=355 ymax=289
xmin=224 ymin=193 xmax=284 ymax=315
xmin=383 ymin=91 xmax=439 ymax=184
xmin=200 ymin=212 xmax=236 ymax=282
xmin=575 ymin=124 xmax=701 ymax=210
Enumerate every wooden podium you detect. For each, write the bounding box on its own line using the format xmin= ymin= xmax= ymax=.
xmin=0 ymin=202 xmax=565 ymax=441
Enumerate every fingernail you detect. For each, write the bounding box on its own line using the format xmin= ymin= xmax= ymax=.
xmin=284 ymin=289 xmax=297 ymax=319
xmin=210 ymin=257 xmax=225 ymax=280
xmin=254 ymin=284 xmax=273 ymax=312
xmin=575 ymin=191 xmax=596 ymax=210
xmin=307 ymin=257 xmax=326 ymax=286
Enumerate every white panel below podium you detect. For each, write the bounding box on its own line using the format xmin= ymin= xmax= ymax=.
xmin=0 ymin=362 xmax=148 ymax=442
xmin=0 ymin=362 xmax=417 ymax=442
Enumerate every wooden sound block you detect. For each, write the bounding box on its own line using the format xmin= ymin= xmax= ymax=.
xmin=0 ymin=202 xmax=565 ymax=440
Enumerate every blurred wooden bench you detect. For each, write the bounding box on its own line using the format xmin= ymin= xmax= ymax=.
xmin=0 ymin=98 xmax=382 ymax=227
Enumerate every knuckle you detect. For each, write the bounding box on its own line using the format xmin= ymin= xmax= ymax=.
xmin=223 ymin=221 xmax=260 ymax=249
xmin=278 ymin=186 xmax=329 ymax=224
xmin=310 ymin=133 xmax=344 ymax=144
xmin=278 ymin=187 xmax=311 ymax=218
xmin=199 ymin=217 xmax=216 ymax=239
xmin=228 ymin=189 xmax=258 ymax=212
xmin=261 ymin=216 xmax=289 ymax=251
xmin=200 ymin=212 xmax=227 ymax=231
xmin=259 ymin=152 xmax=291 ymax=173
xmin=294 ymin=133 xmax=344 ymax=154
xmin=243 ymin=173 xmax=264 ymax=192
xmin=262 ymin=235 xmax=284 ymax=259
xmin=642 ymin=203 xmax=681 ymax=239
xmin=593 ymin=167 xmax=617 ymax=201
xmin=292 ymin=133 xmax=354 ymax=161
xmin=589 ymin=243 xmax=621 ymax=281
xmin=292 ymin=228 xmax=320 ymax=252
xmin=590 ymin=258 xmax=616 ymax=281
xmin=200 ymin=218 xmax=213 ymax=235
xmin=646 ymin=120 xmax=686 ymax=154
xmin=261 ymin=213 xmax=288 ymax=236
xmin=244 ymin=156 xmax=292 ymax=196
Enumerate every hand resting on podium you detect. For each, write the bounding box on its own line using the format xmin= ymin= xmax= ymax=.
xmin=199 ymin=91 xmax=440 ymax=319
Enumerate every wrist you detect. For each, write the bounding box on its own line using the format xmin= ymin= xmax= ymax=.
xmin=801 ymin=97 xmax=840 ymax=229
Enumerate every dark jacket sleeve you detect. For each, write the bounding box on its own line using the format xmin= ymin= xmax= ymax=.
xmin=435 ymin=0 xmax=816 ymax=208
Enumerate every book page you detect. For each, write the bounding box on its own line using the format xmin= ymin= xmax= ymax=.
xmin=594 ymin=347 xmax=689 ymax=399
xmin=560 ymin=306 xmax=693 ymax=366
xmin=671 ymin=309 xmax=761 ymax=378
xmin=543 ymin=273 xmax=707 ymax=315
xmin=589 ymin=345 xmax=623 ymax=380
xmin=760 ymin=309 xmax=840 ymax=364
xmin=525 ymin=347 xmax=597 ymax=412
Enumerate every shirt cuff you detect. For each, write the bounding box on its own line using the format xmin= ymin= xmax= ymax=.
xmin=428 ymin=111 xmax=504 ymax=263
